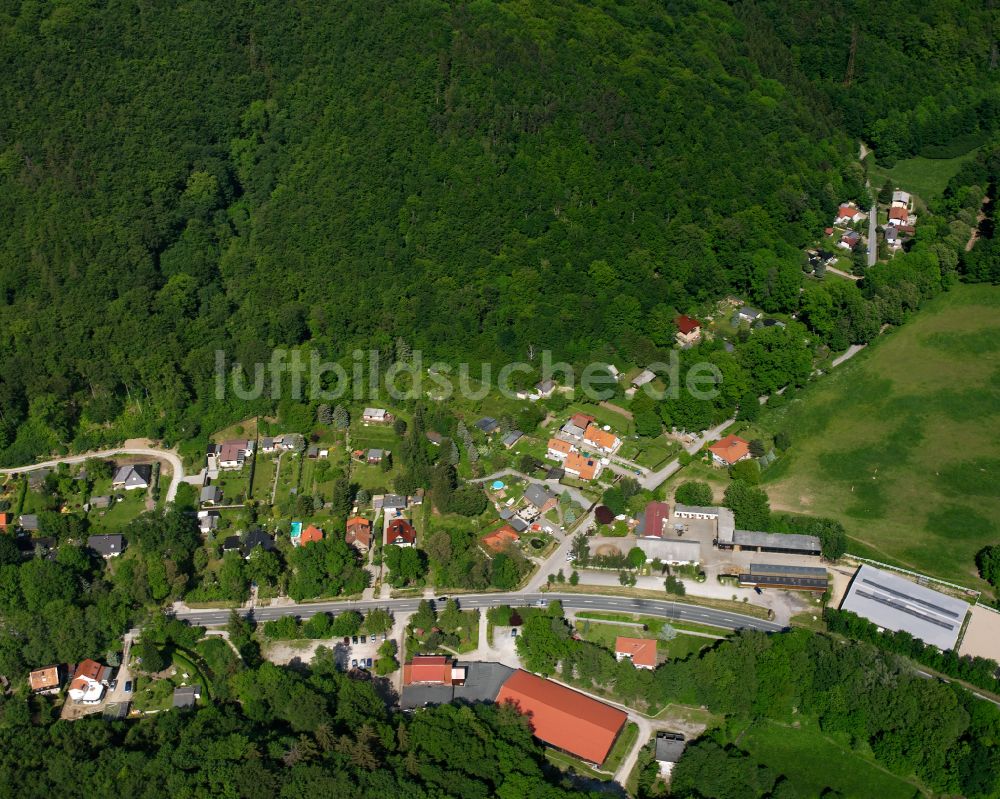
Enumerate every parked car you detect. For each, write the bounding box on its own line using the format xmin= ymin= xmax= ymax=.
xmin=343 ymin=637 xmax=350 ymax=645
xmin=352 ymin=635 xmax=359 ymax=644
xmin=360 ymin=635 xmax=366 ymax=644
xmin=366 ymin=658 xmax=373 ymax=668
xmin=351 ymin=659 xmax=358 ymax=668
xmin=436 ymin=596 xmax=448 ymax=602
xmin=511 ymin=629 xmax=518 ymax=638
xmin=123 ymin=680 xmax=132 ymax=693
xmin=754 ymin=586 xmax=763 ymax=595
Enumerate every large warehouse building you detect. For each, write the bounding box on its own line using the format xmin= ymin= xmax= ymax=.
xmin=839 ymin=565 xmax=969 ymax=651
xmin=495 ymin=670 xmax=628 ymax=765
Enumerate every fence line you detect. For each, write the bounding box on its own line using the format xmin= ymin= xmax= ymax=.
xmin=844 ymin=553 xmax=981 ymax=598
xmin=975 ymin=601 xmax=1000 ymax=615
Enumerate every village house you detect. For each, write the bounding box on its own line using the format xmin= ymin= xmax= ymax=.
xmin=502 ymin=430 xmax=523 ymax=449
xmin=838 ymin=230 xmax=861 ymax=250
xmin=173 ymin=684 xmax=201 ymax=709
xmin=888 ymin=205 xmax=911 ymax=226
xmin=535 ymin=379 xmax=556 ymax=399
xmin=733 ymin=306 xmax=763 ymax=325
xmin=211 ymin=440 xmax=254 ymax=471
xmin=834 ymin=203 xmax=865 ymax=225
xmin=614 ymin=637 xmax=657 ymax=669
xmin=403 ymin=655 xmax=467 ymax=686
xmin=523 ymin=484 xmax=558 ymax=515
xmin=386 ymin=518 xmax=417 ymax=547
xmin=240 ymin=529 xmax=276 ymax=559
xmin=198 ymin=511 xmax=219 ymax=534
xmin=346 ymin=516 xmax=373 ymax=552
xmin=200 ymin=485 xmax=222 ymax=505
xmin=362 ymin=407 xmax=391 ymax=423
xmin=366 ymin=448 xmax=385 ymax=465
xmin=0 ymin=512 xmax=11 ymax=532
xmin=655 ymin=733 xmax=687 ymax=779
xmin=708 ymin=434 xmax=751 ymax=466
xmin=474 ymin=417 xmax=499 ymax=435
xmin=674 ymin=315 xmax=702 ymax=347
xmin=112 ymin=463 xmax=152 ymax=490
xmin=87 ymin=534 xmax=125 ymax=558
xmin=68 ymin=659 xmax=108 ymax=704
xmin=546 ymin=438 xmax=575 ymax=461
xmin=583 ymin=424 xmax=620 ymax=455
xmin=18 ymin=514 xmax=39 ymax=532
xmin=295 ymin=524 xmax=324 ymax=547
xmin=891 ymin=190 xmax=912 ymax=210
xmin=29 ymin=666 xmax=61 ymax=694
xmin=564 ymin=451 xmax=600 ymax=481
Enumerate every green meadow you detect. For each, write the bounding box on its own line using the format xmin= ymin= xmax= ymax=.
xmin=758 ymin=284 xmax=1000 ymax=590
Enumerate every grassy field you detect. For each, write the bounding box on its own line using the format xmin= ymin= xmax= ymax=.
xmin=576 ymin=618 xmax=715 ymax=661
xmin=758 ymin=284 xmax=1000 ymax=589
xmin=867 ymin=147 xmax=982 ymax=203
xmin=733 ymin=719 xmax=922 ymax=799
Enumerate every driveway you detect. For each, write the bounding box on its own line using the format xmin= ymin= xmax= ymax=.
xmin=0 ymin=445 xmax=186 ymax=503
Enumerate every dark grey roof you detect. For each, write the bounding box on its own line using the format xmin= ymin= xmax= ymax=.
xmin=499 ymin=508 xmax=515 ymax=520
xmin=840 ymin=565 xmax=969 ymax=650
xmin=509 ymin=517 xmax=529 ymax=533
xmin=16 ymin=536 xmax=55 ymax=556
xmin=524 ymin=484 xmax=556 ymax=509
xmin=546 ymin=467 xmax=565 ymax=480
xmin=503 ymin=430 xmax=523 ymax=447
xmin=87 ymin=534 xmax=124 ymax=556
xmin=172 ymin=685 xmax=201 ymax=708
xmin=200 ymin=486 xmax=222 ymax=503
xmin=400 ymin=661 xmax=513 ymax=710
xmin=655 ymin=733 xmax=686 ymax=763
xmin=733 ymin=530 xmax=821 ymax=554
xmin=19 ymin=514 xmax=39 ymax=531
xmin=474 ymin=417 xmax=498 ymax=433
xmin=113 ymin=463 xmax=152 ymax=488
xmin=91 ymin=495 xmax=112 ymax=509
xmin=241 ymin=529 xmax=275 ymax=557
xmin=381 ymin=494 xmax=407 ymax=509
xmin=367 ymin=448 xmax=383 ymax=459
xmin=749 ymin=563 xmax=828 ymax=578
xmin=222 ymin=535 xmax=241 ymax=551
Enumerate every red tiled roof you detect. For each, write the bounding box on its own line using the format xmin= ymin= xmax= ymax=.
xmin=299 ymin=524 xmax=323 ymax=545
xmin=615 ymin=637 xmax=658 ymax=668
xmin=346 ymin=516 xmax=372 ymax=547
xmin=675 ymin=315 xmax=700 ymax=335
xmin=0 ymin=512 xmax=10 ymax=529
xmin=70 ymin=659 xmax=103 ymax=692
xmin=496 ymin=670 xmax=627 ymax=764
xmin=583 ymin=424 xmax=618 ymax=451
xmin=387 ymin=518 xmax=416 ymax=545
xmin=403 ymin=655 xmax=454 ymax=685
xmin=837 ymin=204 xmax=858 ymax=218
xmin=888 ymin=206 xmax=908 ymax=222
xmin=564 ymin=451 xmax=598 ymax=480
xmin=708 ymin=434 xmax=750 ymax=465
xmin=570 ymin=413 xmax=596 ymax=430
xmin=547 ymin=438 xmax=574 ymax=455
xmin=642 ymin=502 xmax=670 ymax=538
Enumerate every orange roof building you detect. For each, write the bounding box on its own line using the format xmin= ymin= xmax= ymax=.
xmin=0 ymin=512 xmax=11 ymax=531
xmin=496 ymin=670 xmax=627 ymax=764
xmin=29 ymin=666 xmax=60 ymax=693
xmin=483 ymin=525 xmax=520 ymax=552
xmin=346 ymin=516 xmax=373 ymax=551
xmin=402 ymin=655 xmax=466 ymax=686
xmin=299 ymin=524 xmax=324 ymax=546
xmin=708 ymin=434 xmax=750 ymax=466
xmin=546 ymin=438 xmax=574 ymax=460
xmin=583 ymin=424 xmax=619 ymax=453
xmin=564 ymin=451 xmax=600 ymax=481
xmin=615 ymin=637 xmax=658 ymax=669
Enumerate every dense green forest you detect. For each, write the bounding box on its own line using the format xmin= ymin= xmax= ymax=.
xmin=0 ymin=0 xmax=988 ymax=464
xmin=0 ymin=650 xmax=594 ymax=798
xmin=0 ymin=0 xmax=996 ymax=463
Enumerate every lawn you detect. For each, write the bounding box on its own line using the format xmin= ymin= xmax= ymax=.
xmin=757 ymin=284 xmax=1000 ymax=590
xmin=575 ymin=619 xmax=714 ymax=661
xmin=866 ymin=147 xmax=982 ymax=204
xmin=603 ymin=721 xmax=639 ymax=774
xmin=563 ymin=401 xmax=634 ymax=436
xmin=544 ymin=749 xmax=613 ymax=781
xmin=732 ymin=718 xmax=923 ymax=799
xmin=249 ymin=455 xmax=276 ymax=501
xmin=89 ymin=490 xmax=148 ymax=531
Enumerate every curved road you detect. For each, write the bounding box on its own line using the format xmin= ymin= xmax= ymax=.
xmin=0 ymin=447 xmax=186 ymax=503
xmin=171 ymin=591 xmax=785 ymax=633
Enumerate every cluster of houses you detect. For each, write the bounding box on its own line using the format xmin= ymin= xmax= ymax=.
xmin=207 ymin=439 xmax=255 ymax=471
xmin=483 ymin=483 xmax=560 ymax=553
xmin=832 ymin=203 xmax=867 ymax=252
xmin=884 ymin=190 xmax=916 ymax=252
xmin=29 ymin=658 xmax=113 ymax=705
xmin=474 ymin=417 xmax=524 ymax=449
xmin=545 ymin=413 xmax=621 ymax=481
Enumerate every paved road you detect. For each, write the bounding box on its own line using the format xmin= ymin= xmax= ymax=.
xmin=172 ymin=591 xmax=784 ymax=633
xmin=0 ymin=446 xmax=186 ymax=503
